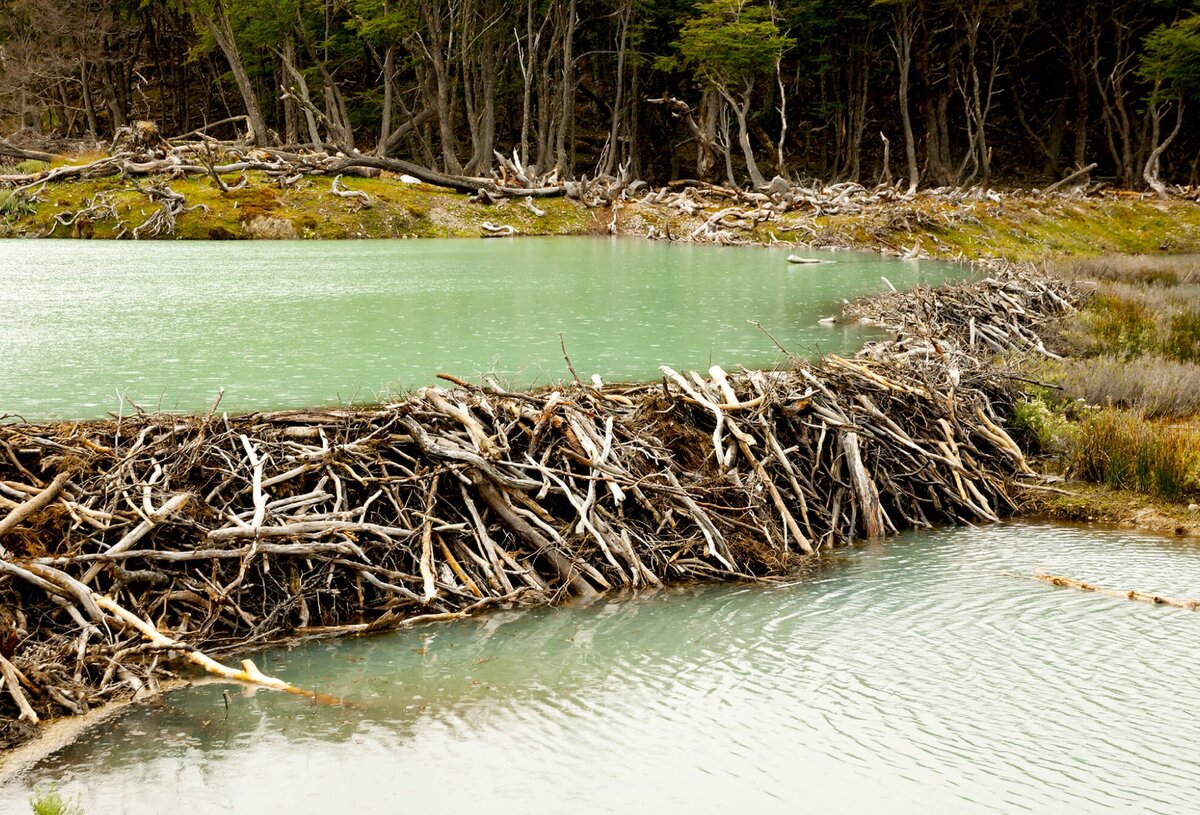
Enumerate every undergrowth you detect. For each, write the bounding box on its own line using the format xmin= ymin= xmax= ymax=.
xmin=1056 ymin=355 xmax=1200 ymax=418
xmin=1011 ymin=393 xmax=1077 ymax=453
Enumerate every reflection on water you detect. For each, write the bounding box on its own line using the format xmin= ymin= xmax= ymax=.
xmin=4 ymin=523 xmax=1199 ymax=813
xmin=0 ymin=238 xmax=961 ymax=419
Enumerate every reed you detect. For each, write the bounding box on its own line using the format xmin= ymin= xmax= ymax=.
xmin=1069 ymin=409 xmax=1200 ymax=501
xmin=1057 ymin=355 xmax=1200 ymax=418
xmin=1055 ymin=255 xmax=1200 ymax=287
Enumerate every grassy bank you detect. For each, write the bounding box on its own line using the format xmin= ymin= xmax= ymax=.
xmin=4 ymin=167 xmax=1200 ymax=261
xmin=811 ymin=196 xmax=1200 ymax=260
xmin=1009 ymin=255 xmax=1200 ymax=533
xmin=0 ymin=171 xmax=601 ymax=240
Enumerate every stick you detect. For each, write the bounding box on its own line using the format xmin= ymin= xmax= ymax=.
xmin=0 ymin=471 xmax=72 ymax=553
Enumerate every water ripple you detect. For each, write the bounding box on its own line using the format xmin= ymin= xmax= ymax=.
xmin=5 ymin=522 xmax=1200 ymax=813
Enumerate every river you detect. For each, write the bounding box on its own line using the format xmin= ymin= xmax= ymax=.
xmin=2 ymin=522 xmax=1197 ymax=813
xmin=0 ymin=238 xmax=961 ymax=420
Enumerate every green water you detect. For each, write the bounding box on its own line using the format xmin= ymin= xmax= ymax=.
xmin=3 ymin=523 xmax=1198 ymax=812
xmin=0 ymin=238 xmax=961 ymax=420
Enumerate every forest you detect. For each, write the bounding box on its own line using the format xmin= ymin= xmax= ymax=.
xmin=1 ymin=0 xmax=1199 ymax=192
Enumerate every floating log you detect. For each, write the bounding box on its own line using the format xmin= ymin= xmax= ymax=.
xmin=0 ymin=271 xmax=1078 ymax=729
xmin=787 ymin=255 xmax=822 ymax=264
xmin=1030 ymin=573 xmax=1200 ymax=611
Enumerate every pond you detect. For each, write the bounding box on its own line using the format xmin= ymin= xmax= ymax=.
xmin=2 ymin=522 xmax=1197 ymax=813
xmin=0 ymin=238 xmax=962 ymax=420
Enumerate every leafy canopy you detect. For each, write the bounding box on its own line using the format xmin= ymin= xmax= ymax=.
xmin=666 ymin=0 xmax=793 ymax=91
xmin=1139 ymin=13 xmax=1200 ymax=100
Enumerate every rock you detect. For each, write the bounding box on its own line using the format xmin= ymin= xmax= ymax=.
xmin=1189 ymin=504 xmax=1199 ymax=512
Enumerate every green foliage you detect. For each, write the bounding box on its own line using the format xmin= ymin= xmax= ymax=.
xmin=0 ymin=190 xmax=38 ymax=222
xmin=346 ymin=0 xmax=418 ymax=45
xmin=1139 ymin=13 xmax=1200 ymax=100
xmin=12 ymin=159 xmax=49 ymax=174
xmin=1011 ymin=394 xmax=1076 ymax=454
xmin=29 ymin=787 xmax=84 ymax=815
xmin=666 ymin=0 xmax=793 ymax=90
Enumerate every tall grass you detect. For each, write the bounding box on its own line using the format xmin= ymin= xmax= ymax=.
xmin=1164 ymin=308 xmax=1200 ymax=363
xmin=1076 ymin=293 xmax=1158 ymax=359
xmin=1055 ymin=255 xmax=1200 ymax=287
xmin=1061 ymin=287 xmax=1200 ymax=365
xmin=1069 ymin=409 xmax=1200 ymax=501
xmin=1059 ymin=355 xmax=1200 ymax=418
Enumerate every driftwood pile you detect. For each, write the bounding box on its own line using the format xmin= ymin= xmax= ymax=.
xmin=0 ymin=135 xmax=617 ymax=202
xmin=0 ymin=272 xmax=1077 ymax=739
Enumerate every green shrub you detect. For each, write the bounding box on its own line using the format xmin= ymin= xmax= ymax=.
xmin=0 ymin=191 xmax=38 ymax=225
xmin=29 ymin=787 xmax=84 ymax=815
xmin=1163 ymin=307 xmax=1200 ymax=364
xmin=1011 ymin=394 xmax=1077 ymax=454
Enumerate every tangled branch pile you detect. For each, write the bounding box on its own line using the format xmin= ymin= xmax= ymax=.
xmin=0 ymin=272 xmax=1078 ymax=741
xmin=846 ymin=270 xmax=1081 ymax=359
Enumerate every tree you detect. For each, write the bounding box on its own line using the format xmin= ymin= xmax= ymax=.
xmin=672 ymin=0 xmax=793 ymax=188
xmin=1138 ymin=12 xmax=1200 ymax=195
xmin=876 ymin=0 xmax=920 ymax=191
xmin=182 ymin=0 xmax=274 ymax=144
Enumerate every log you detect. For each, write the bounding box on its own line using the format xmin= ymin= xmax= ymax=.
xmin=1043 ymin=163 xmax=1098 ymax=194
xmin=0 ymin=138 xmax=55 ymax=164
xmin=1030 ymin=573 xmax=1200 ymax=611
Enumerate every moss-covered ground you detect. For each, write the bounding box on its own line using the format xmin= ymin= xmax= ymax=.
xmin=4 ymin=170 xmax=1200 ymax=262
xmin=0 ymin=171 xmax=601 ymax=240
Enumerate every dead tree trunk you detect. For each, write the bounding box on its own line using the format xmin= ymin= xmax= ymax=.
xmin=718 ymin=84 xmax=767 ymax=189
xmin=187 ymin=0 xmax=273 ymax=146
xmin=1143 ymin=91 xmax=1184 ymax=199
xmin=890 ymin=2 xmax=920 ymax=193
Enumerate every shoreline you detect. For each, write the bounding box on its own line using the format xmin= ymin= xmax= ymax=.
xmin=3 ymin=170 xmax=1200 ymax=262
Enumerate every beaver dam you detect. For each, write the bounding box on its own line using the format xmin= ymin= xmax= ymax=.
xmin=0 ymin=270 xmax=1078 ymax=741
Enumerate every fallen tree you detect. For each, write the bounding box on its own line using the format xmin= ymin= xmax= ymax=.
xmin=0 ymin=138 xmax=56 ymax=164
xmin=0 ymin=272 xmax=1077 ymax=739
